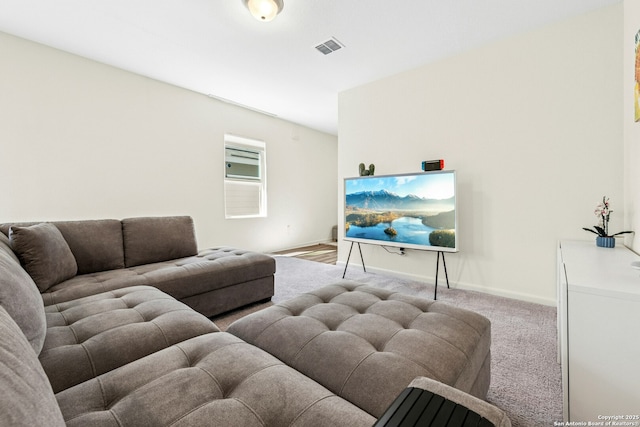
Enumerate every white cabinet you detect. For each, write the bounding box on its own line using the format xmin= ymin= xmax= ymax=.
xmin=557 ymin=240 xmax=640 ymax=422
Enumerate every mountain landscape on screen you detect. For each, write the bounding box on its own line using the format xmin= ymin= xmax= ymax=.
xmin=344 ymin=171 xmax=457 ymax=251
xmin=346 ymin=190 xmax=455 ymax=215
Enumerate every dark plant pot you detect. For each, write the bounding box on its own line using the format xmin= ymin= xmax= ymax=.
xmin=596 ymin=236 xmax=615 ymax=248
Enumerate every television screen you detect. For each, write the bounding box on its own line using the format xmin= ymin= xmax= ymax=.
xmin=344 ymin=170 xmax=458 ymax=252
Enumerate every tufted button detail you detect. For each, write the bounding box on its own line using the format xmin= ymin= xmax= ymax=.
xmin=228 ymin=281 xmax=492 ymax=420
xmin=40 ymin=286 xmax=218 ymax=393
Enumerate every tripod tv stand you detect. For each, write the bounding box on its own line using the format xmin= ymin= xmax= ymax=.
xmin=342 ymin=241 xmax=450 ymax=300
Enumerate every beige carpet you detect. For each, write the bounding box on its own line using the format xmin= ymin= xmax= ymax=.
xmin=212 ymin=255 xmax=562 ymax=427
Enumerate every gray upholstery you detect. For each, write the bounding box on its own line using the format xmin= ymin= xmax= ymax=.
xmin=9 ymin=222 xmax=78 ymax=291
xmin=0 ymin=306 xmax=66 ymax=427
xmin=407 ymin=377 xmax=512 ymax=427
xmin=54 ymin=219 xmax=125 ymax=274
xmin=181 ymin=275 xmax=274 ymax=318
xmin=0 ymin=233 xmax=47 ymax=354
xmin=122 ymin=216 xmax=197 ymax=267
xmin=41 ymin=247 xmax=276 ymax=317
xmin=57 ymin=332 xmax=377 ymax=427
xmin=228 ymin=281 xmax=492 ymax=418
xmin=41 ymin=285 xmax=218 ymax=393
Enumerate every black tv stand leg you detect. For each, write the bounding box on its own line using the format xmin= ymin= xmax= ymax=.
xmin=434 ymin=251 xmax=450 ymax=300
xmin=343 ymin=242 xmax=366 ymax=278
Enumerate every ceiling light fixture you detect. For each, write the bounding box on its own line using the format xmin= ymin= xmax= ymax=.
xmin=243 ymin=0 xmax=284 ymax=22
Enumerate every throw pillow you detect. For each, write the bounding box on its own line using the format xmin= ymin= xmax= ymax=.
xmin=9 ymin=223 xmax=78 ymax=292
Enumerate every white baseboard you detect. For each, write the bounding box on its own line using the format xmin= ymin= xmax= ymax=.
xmin=336 ymin=261 xmax=556 ymax=307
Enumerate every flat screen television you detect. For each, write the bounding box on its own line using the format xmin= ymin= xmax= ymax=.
xmin=344 ymin=170 xmax=458 ymax=252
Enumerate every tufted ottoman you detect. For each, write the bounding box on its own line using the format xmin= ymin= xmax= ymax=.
xmin=227 ymin=282 xmax=491 ymax=418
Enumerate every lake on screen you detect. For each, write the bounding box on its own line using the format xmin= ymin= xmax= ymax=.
xmin=346 ymin=217 xmax=436 ymax=245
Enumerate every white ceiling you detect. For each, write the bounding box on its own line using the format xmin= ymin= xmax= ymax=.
xmin=0 ymin=0 xmax=620 ymax=135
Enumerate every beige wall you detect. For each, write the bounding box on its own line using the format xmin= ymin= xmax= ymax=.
xmin=624 ymin=0 xmax=640 ymax=250
xmin=338 ymin=4 xmax=623 ymax=305
xmin=0 ymin=32 xmax=338 ymax=252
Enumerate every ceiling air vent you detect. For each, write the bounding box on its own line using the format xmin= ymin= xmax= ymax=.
xmin=315 ymin=37 xmax=344 ymax=55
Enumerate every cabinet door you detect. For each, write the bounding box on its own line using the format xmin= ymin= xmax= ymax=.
xmin=567 ymin=290 xmax=640 ymax=420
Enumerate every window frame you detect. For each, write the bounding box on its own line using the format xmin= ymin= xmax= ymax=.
xmin=223 ymin=134 xmax=267 ymax=219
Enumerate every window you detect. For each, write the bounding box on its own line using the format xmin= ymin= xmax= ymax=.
xmin=224 ymin=134 xmax=267 ymax=218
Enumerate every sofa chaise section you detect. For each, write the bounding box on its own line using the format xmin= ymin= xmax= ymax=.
xmin=42 ymin=247 xmax=275 ymax=316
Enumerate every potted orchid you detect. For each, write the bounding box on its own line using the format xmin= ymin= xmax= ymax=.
xmin=582 ymin=196 xmax=632 ymax=248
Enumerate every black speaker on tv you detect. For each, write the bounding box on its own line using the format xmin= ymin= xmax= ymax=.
xmin=422 ymin=159 xmax=444 ymax=171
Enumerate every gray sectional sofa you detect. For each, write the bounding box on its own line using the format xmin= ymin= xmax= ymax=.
xmin=0 ymin=216 xmax=275 ymax=317
xmin=0 ymin=215 xmax=510 ymax=426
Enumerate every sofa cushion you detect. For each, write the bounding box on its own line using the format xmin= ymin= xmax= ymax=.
xmin=53 ymin=219 xmax=125 ymax=274
xmin=41 ymin=285 xmax=219 ymax=393
xmin=122 ymin=216 xmax=197 ymax=268
xmin=56 ymin=332 xmax=376 ymax=427
xmin=0 ymin=234 xmax=47 ymax=354
xmin=228 ymin=282 xmax=492 ymax=418
xmin=0 ymin=306 xmax=66 ymax=427
xmin=9 ymin=223 xmax=78 ymax=291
